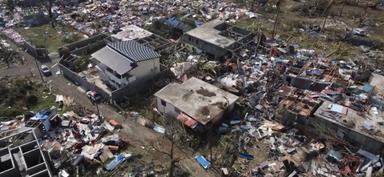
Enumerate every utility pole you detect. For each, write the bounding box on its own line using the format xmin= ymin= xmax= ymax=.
xmin=169 ymin=134 xmax=175 ymax=177
xmin=272 ymin=0 xmax=282 ymax=39
xmin=34 ymin=57 xmax=45 ymax=83
xmin=5 ymin=51 xmax=12 ymax=68
xmin=95 ymin=102 xmax=100 ymax=119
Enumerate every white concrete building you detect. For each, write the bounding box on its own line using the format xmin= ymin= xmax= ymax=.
xmin=91 ymin=40 xmax=160 ymax=89
xmin=154 ymin=77 xmax=239 ymax=128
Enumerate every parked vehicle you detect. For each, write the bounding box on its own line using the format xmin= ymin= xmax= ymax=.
xmin=41 ymin=65 xmax=51 ymax=76
xmin=195 ymin=154 xmax=211 ymax=170
xmin=86 ymin=90 xmax=102 ymax=103
xmin=351 ymin=28 xmax=367 ymax=37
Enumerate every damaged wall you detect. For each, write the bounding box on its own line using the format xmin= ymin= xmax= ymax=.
xmin=311 ymin=117 xmax=384 ymax=153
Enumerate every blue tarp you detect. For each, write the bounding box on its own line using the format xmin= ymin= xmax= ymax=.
xmin=306 ymin=69 xmax=322 ymax=76
xmin=363 ymin=83 xmax=373 ymax=93
xmin=164 ymin=17 xmax=188 ymax=31
xmin=195 ymin=155 xmax=210 ymax=169
xmin=31 ymin=111 xmax=51 ymax=131
xmin=239 ymin=152 xmax=255 ymax=160
xmin=326 ymin=149 xmax=343 ymax=162
xmin=31 ymin=111 xmax=49 ymax=121
xmin=195 ymin=20 xmax=202 ymax=27
xmin=105 ymin=154 xmax=125 ymax=171
xmin=165 ymin=17 xmax=179 ymax=27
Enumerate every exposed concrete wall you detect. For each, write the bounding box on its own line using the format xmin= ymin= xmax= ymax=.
xmin=130 ymin=58 xmax=160 ymax=80
xmin=23 ymin=41 xmax=48 ymax=59
xmin=285 ymin=76 xmax=330 ymax=92
xmin=110 ymin=77 xmax=154 ymax=102
xmin=97 ymin=57 xmax=160 ymax=89
xmin=182 ymin=35 xmax=231 ymax=59
xmin=311 ymin=116 xmax=384 ymax=153
xmin=0 ymin=148 xmax=20 ymax=177
xmin=60 ymin=57 xmax=163 ymax=103
xmin=62 ymin=34 xmax=108 ymax=52
xmin=156 ymin=97 xmax=180 ymax=118
xmin=59 ymin=63 xmax=111 ymax=100
xmin=155 ymin=96 xmax=235 ymax=125
xmin=0 ymin=128 xmax=52 ymax=177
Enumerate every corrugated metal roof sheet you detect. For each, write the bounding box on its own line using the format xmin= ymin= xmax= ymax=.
xmin=91 ymin=46 xmax=134 ymax=75
xmin=108 ymin=40 xmax=160 ymax=62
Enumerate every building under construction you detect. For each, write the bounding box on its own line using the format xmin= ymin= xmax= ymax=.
xmin=0 ymin=128 xmax=53 ymax=177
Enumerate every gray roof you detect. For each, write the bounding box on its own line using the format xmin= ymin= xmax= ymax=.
xmin=155 ymin=77 xmax=239 ymax=125
xmin=185 ymin=19 xmax=236 ymax=48
xmin=108 ymin=40 xmax=160 ymax=62
xmin=91 ymin=46 xmax=134 ymax=75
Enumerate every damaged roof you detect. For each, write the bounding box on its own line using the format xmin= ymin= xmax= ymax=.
xmin=314 ymin=100 xmax=384 ymax=143
xmin=185 ymin=19 xmax=236 ymax=48
xmin=369 ymin=73 xmax=384 ymax=96
xmin=155 ymin=77 xmax=239 ymax=125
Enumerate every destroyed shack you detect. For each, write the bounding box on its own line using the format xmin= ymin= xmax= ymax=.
xmin=154 ymin=77 xmax=239 ymax=130
xmin=183 ymin=19 xmax=258 ymax=59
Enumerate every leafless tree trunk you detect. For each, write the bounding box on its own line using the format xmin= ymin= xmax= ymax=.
xmin=272 ymin=0 xmax=282 ymax=39
xmin=339 ymin=0 xmax=346 ymax=16
xmin=321 ymin=0 xmax=334 ymax=33
xmin=169 ymin=134 xmax=175 ymax=177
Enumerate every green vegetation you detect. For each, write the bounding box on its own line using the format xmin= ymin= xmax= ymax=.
xmin=16 ymin=24 xmax=83 ymax=53
xmin=72 ymin=56 xmax=90 ymax=72
xmin=0 ymin=78 xmax=55 ymax=117
xmin=30 ymin=94 xmax=56 ymax=112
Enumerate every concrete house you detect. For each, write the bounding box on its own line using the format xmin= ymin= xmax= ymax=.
xmin=183 ymin=19 xmax=256 ymax=59
xmin=154 ymin=77 xmax=239 ymax=130
xmin=91 ymin=40 xmax=161 ymax=89
xmin=313 ymin=101 xmax=384 ymax=153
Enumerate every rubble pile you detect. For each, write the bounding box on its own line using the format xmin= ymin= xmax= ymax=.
xmin=181 ymin=28 xmax=384 ymax=176
xmin=0 ymin=101 xmax=134 ymax=176
xmin=0 ymin=39 xmax=24 ymax=66
xmin=3 ymin=0 xmax=257 ymax=36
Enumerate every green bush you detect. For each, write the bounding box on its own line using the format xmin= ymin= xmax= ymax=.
xmin=0 ymin=107 xmax=22 ymax=117
xmin=27 ymin=95 xmax=39 ymax=106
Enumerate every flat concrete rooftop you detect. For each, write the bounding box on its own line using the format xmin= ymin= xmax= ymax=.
xmin=314 ymin=100 xmax=384 ymax=143
xmin=370 ymin=73 xmax=384 ymax=96
xmin=185 ymin=19 xmax=236 ymax=48
xmin=155 ymin=77 xmax=239 ymax=125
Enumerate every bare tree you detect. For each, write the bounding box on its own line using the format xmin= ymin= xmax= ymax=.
xmin=40 ymin=0 xmax=56 ymax=28
xmin=272 ymin=0 xmax=282 ymax=39
xmin=321 ymin=0 xmax=335 ymax=33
